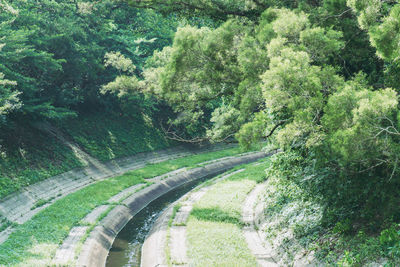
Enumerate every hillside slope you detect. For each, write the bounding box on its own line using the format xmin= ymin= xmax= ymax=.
xmin=0 ymin=112 xmax=170 ymax=199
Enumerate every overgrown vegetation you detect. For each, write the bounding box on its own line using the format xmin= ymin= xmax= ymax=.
xmin=0 ymin=125 xmax=84 ymax=198
xmin=262 ymin=152 xmax=400 ymax=265
xmin=0 ymin=0 xmax=181 ymax=198
xmin=59 ymin=112 xmax=169 ymax=161
xmin=0 ymin=0 xmax=177 ymax=123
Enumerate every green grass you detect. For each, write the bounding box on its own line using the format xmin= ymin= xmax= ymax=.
xmin=29 ymin=198 xmax=55 ymax=210
xmin=191 ymin=207 xmax=243 ymax=225
xmin=0 ymin=112 xmax=172 ymax=199
xmin=60 ymin=112 xmax=170 ymax=161
xmin=0 ymin=125 xmax=84 ymax=199
xmin=186 ymin=161 xmax=269 ymax=266
xmin=0 ymin=146 xmax=243 ymax=266
xmin=191 ymin=179 xmax=256 ymax=224
xmin=187 ymin=219 xmax=257 ymax=267
xmin=74 ymin=205 xmax=116 ymax=257
xmin=0 ymin=216 xmax=14 ymax=233
xmin=169 ymin=203 xmax=182 ymax=227
xmin=191 ymin=161 xmax=269 ymax=223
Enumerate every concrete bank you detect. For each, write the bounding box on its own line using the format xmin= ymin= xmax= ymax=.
xmin=242 ymin=184 xmax=277 ymax=267
xmin=0 ymin=143 xmax=234 ymax=244
xmin=76 ymin=151 xmax=268 ymax=267
xmin=141 ymin=169 xmax=245 ymax=267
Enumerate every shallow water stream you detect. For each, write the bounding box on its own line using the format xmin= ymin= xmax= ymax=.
xmin=105 ymin=174 xmax=216 ymax=267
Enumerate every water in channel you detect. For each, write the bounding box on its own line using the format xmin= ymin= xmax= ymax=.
xmin=105 ymin=173 xmax=218 ymax=267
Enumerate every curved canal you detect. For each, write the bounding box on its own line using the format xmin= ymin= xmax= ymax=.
xmin=105 ymin=173 xmax=217 ymax=267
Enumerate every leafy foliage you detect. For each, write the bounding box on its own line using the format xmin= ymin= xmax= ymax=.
xmin=135 ymin=2 xmax=400 ymax=262
xmin=0 ymin=0 xmax=178 ymax=123
xmin=347 ymin=0 xmax=400 ymax=64
xmin=2 ymin=0 xmax=400 ymax=263
xmin=128 ymin=0 xmax=272 ymax=20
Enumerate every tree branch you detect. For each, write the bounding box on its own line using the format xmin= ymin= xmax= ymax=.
xmin=160 ymin=122 xmax=208 ymax=143
xmin=128 ymin=0 xmax=263 ymax=20
xmin=264 ymin=120 xmax=286 ymax=139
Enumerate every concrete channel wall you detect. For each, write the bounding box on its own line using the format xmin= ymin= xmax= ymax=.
xmin=76 ymin=151 xmax=268 ymax=267
xmin=0 ymin=143 xmax=235 ymax=244
xmin=0 ymin=144 xmax=234 ymax=225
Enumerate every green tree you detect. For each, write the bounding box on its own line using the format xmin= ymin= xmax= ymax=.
xmin=138 ymin=4 xmax=400 ymax=226
xmin=0 ymin=72 xmax=20 ymax=121
xmin=128 ymin=0 xmax=271 ymax=20
xmin=0 ymin=0 xmax=178 ymax=124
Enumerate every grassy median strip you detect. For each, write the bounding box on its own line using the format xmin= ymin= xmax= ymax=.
xmin=0 ymin=146 xmax=242 ymax=266
xmin=186 ymin=161 xmax=269 ymax=267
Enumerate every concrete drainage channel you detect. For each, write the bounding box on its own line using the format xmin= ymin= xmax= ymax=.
xmin=106 ymin=170 xmax=226 ymax=267
xmin=0 ymin=143 xmax=235 ymax=244
xmin=139 ymin=158 xmax=279 ymax=267
xmin=70 ymin=151 xmax=269 ymax=267
xmin=140 ymin=168 xmax=245 ymax=267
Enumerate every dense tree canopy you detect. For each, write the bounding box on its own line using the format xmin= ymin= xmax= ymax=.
xmin=0 ymin=0 xmax=177 ymax=123
xmin=104 ymin=0 xmax=400 ymax=229
xmin=128 ymin=0 xmax=271 ymax=19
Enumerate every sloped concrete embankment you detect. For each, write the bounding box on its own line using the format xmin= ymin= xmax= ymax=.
xmin=242 ymin=184 xmax=278 ymax=267
xmin=0 ymin=142 xmax=234 ymax=244
xmin=76 ymin=151 xmax=267 ymax=267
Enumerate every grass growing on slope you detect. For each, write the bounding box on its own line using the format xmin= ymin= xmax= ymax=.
xmin=0 ymin=125 xmax=84 ymax=199
xmin=0 ymin=146 xmax=242 ymax=266
xmin=0 ymin=111 xmax=174 ymax=199
xmin=60 ymin=112 xmax=170 ymax=161
xmin=186 ymin=160 xmax=269 ymax=266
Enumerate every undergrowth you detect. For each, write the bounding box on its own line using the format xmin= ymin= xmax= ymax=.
xmin=0 ymin=125 xmax=84 ymax=199
xmin=261 ymin=152 xmax=400 ymax=266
